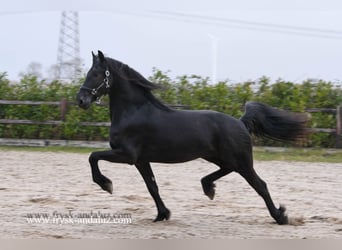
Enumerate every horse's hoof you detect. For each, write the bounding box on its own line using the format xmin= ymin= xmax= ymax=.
xmin=203 ymin=183 xmax=216 ymax=200
xmin=276 ymin=205 xmax=288 ymax=225
xmin=153 ymin=208 xmax=171 ymax=222
xmin=277 ymin=215 xmax=288 ymax=225
xmin=99 ymin=179 xmax=113 ymax=194
xmin=97 ymin=175 xmax=113 ymax=194
xmin=103 ymin=182 xmax=113 ymax=194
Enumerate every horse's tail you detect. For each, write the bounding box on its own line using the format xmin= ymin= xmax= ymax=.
xmin=240 ymin=101 xmax=309 ymax=143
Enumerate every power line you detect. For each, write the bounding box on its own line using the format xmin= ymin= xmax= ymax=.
xmin=130 ymin=10 xmax=342 ymax=40
xmin=3 ymin=10 xmax=342 ymax=40
xmin=0 ymin=11 xmax=39 ymax=16
xmin=153 ymin=11 xmax=342 ymax=36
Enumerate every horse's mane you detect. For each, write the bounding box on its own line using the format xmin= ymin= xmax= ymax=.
xmin=108 ymin=58 xmax=172 ymax=112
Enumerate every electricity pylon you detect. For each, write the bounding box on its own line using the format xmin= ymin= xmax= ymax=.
xmin=56 ymin=11 xmax=81 ymax=81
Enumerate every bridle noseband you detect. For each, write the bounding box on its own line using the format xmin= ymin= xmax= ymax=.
xmin=80 ymin=69 xmax=111 ymax=104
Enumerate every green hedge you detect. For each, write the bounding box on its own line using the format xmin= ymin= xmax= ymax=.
xmin=0 ymin=71 xmax=341 ymax=147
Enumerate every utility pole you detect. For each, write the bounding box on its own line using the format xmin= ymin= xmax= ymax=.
xmin=56 ymin=11 xmax=81 ymax=81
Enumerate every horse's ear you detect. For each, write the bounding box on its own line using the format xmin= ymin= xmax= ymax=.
xmin=98 ymin=50 xmax=106 ymax=64
xmin=92 ymin=51 xmax=96 ymax=63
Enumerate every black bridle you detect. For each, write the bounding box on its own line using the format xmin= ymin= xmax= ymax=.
xmin=80 ymin=69 xmax=111 ymax=104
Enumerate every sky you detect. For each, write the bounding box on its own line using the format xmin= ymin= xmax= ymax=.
xmin=1 ymin=0 xmax=342 ymax=84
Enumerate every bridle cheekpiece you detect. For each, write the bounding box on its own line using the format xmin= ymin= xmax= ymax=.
xmin=80 ymin=69 xmax=111 ymax=104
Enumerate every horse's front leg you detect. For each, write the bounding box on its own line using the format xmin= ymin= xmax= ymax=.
xmin=135 ymin=162 xmax=170 ymax=222
xmin=88 ymin=149 xmax=136 ymax=194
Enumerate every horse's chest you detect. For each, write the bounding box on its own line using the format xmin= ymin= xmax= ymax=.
xmin=109 ymin=126 xmax=124 ymax=144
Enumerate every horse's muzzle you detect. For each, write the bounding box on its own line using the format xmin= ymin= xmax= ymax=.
xmin=76 ymin=91 xmax=93 ymax=109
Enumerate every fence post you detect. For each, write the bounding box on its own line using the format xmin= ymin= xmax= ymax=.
xmin=336 ymin=105 xmax=342 ymax=148
xmin=60 ymin=98 xmax=68 ymax=121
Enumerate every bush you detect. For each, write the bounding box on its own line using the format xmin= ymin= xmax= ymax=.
xmin=0 ymin=70 xmax=341 ymax=147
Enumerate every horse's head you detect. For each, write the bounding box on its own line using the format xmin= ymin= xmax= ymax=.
xmin=77 ymin=50 xmax=112 ymax=109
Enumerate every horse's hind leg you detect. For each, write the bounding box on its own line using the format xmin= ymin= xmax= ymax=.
xmin=135 ymin=162 xmax=170 ymax=222
xmin=238 ymin=163 xmax=288 ymax=225
xmin=201 ymin=157 xmax=233 ymax=200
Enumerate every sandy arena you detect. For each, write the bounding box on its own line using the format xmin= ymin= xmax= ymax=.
xmin=0 ymin=150 xmax=341 ymax=239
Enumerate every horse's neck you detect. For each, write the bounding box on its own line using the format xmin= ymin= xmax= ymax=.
xmin=109 ymin=98 xmax=130 ymax=122
xmin=108 ymin=90 xmax=150 ymax=123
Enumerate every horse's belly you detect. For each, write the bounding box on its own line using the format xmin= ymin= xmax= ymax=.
xmin=139 ymin=139 xmax=215 ymax=163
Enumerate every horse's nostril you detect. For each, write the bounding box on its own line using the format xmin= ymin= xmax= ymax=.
xmin=79 ymin=99 xmax=83 ymax=105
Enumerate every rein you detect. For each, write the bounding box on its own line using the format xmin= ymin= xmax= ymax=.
xmin=80 ymin=69 xmax=111 ymax=104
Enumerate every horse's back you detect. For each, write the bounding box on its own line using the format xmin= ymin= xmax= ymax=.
xmin=140 ymin=108 xmax=251 ymax=163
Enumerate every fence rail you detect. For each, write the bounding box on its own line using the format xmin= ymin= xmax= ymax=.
xmin=0 ymin=99 xmax=341 ymax=147
xmin=0 ymin=100 xmax=61 ymax=105
xmin=305 ymin=108 xmax=338 ymax=134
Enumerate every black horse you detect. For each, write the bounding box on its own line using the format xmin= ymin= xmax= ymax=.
xmin=76 ymin=51 xmax=308 ymax=225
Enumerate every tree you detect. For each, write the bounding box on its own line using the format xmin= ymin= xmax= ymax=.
xmin=19 ymin=62 xmax=43 ymax=79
